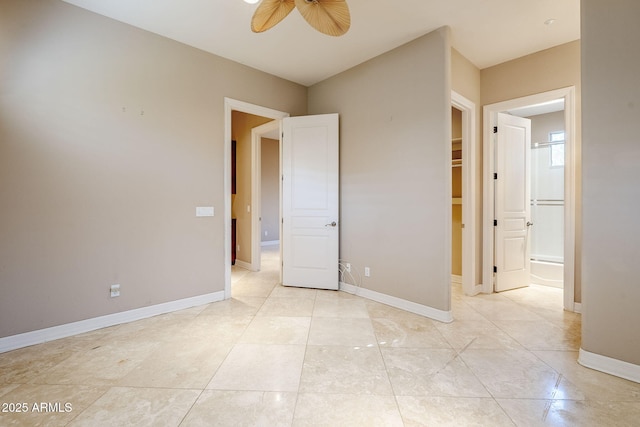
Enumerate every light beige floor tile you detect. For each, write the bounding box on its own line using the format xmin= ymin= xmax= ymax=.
xmin=0 ymin=384 xmax=106 ymax=427
xmin=381 ymin=348 xmax=490 ymax=397
xmin=300 ymin=345 xmax=393 ymax=395
xmin=497 ymin=398 xmax=640 ymax=427
xmin=312 ymin=297 xmax=369 ymax=318
xmin=67 ymin=387 xmax=199 ymax=427
xmin=231 ymin=279 xmax=276 ymax=297
xmin=231 ymin=266 xmax=251 ymax=282
xmin=533 ymin=350 xmax=640 ymax=401
xmin=257 ymin=297 xmax=316 ymax=317
xmin=366 ymin=300 xmax=432 ymax=322
xmin=181 ymin=390 xmax=296 ymax=427
xmin=269 ymin=285 xmax=318 ymax=299
xmin=493 ymin=320 xmax=581 ymax=351
xmin=397 ymin=396 xmax=515 ymax=426
xmin=103 ymin=313 xmax=194 ymax=343
xmin=198 ymin=296 xmax=266 ymax=317
xmin=308 ymin=317 xmax=376 ymax=347
xmin=34 ymin=340 xmax=160 ymax=386
xmin=293 ymin=393 xmax=404 ymax=427
xmin=163 ymin=304 xmax=210 ymax=317
xmin=180 ymin=315 xmax=253 ymax=342
xmin=0 ymin=339 xmax=95 ymax=384
xmin=451 ymin=300 xmax=486 ymax=320
xmin=239 ymin=316 xmax=311 ymax=345
xmin=529 ymin=306 xmax=582 ymax=331
xmin=373 ymin=316 xmax=451 ymax=348
xmin=435 ymin=319 xmax=525 ymax=350
xmin=465 ymin=292 xmax=512 ymax=302
xmin=461 ymin=349 xmax=582 ymax=399
xmin=500 ymin=284 xmax=563 ymax=307
xmin=117 ymin=339 xmax=233 ymax=389
xmin=463 ymin=299 xmax=546 ymax=321
xmin=207 ymin=343 xmax=305 ymax=392
xmin=69 ymin=325 xmax=122 ymax=341
xmin=0 ymin=383 xmax=20 ymax=398
xmin=315 ymin=289 xmax=360 ymax=301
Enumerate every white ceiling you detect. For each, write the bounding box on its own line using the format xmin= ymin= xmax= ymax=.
xmin=61 ymin=0 xmax=580 ymax=87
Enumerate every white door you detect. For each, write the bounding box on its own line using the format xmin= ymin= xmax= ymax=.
xmin=494 ymin=113 xmax=531 ymax=292
xmin=282 ymin=113 xmax=339 ymax=290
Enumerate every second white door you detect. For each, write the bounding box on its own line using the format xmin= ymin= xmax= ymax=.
xmin=494 ymin=113 xmax=532 ymax=292
xmin=282 ymin=113 xmax=339 ymax=290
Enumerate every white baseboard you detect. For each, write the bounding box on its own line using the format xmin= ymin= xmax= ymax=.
xmin=0 ymin=291 xmax=225 ymax=354
xmin=451 ymin=275 xmax=462 ymax=284
xmin=339 ymin=282 xmax=453 ymax=323
xmin=573 ymin=302 xmax=582 ymax=313
xmin=578 ymin=348 xmax=640 ymax=384
xmin=261 ymin=240 xmax=280 ymax=247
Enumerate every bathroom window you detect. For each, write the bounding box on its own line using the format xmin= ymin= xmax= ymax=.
xmin=549 ymin=131 xmax=565 ymax=167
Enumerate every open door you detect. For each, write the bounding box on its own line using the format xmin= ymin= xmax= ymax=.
xmin=494 ymin=113 xmax=531 ymax=292
xmin=282 ymin=113 xmax=339 ymax=290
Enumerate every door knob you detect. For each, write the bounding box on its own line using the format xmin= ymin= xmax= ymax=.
xmin=325 ymin=221 xmax=337 ymax=227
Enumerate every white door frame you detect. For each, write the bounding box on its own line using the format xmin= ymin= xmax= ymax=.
xmin=224 ymin=98 xmax=289 ymax=299
xmin=482 ymin=87 xmax=577 ymax=311
xmin=451 ymin=91 xmax=481 ymax=296
xmin=249 ymin=120 xmax=279 ymax=272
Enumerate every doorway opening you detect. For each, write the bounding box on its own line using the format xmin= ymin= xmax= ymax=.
xmin=451 ymin=91 xmax=480 ymax=297
xmin=451 ymin=106 xmax=463 ymax=287
xmin=250 ymin=120 xmax=281 ymax=273
xmin=224 ymin=98 xmax=289 ymax=299
xmin=483 ymin=87 xmax=577 ymax=312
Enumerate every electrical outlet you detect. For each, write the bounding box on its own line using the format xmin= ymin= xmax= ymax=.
xmin=110 ymin=284 xmax=120 ymax=298
xmin=364 ymin=267 xmax=370 ymax=277
xmin=237 ymin=244 xmax=240 ymax=252
xmin=265 ymin=231 xmax=268 ymax=236
xmin=345 ymin=263 xmax=351 ymax=273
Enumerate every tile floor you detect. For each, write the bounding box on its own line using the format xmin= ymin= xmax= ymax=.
xmin=1 ymin=246 xmax=639 ymax=426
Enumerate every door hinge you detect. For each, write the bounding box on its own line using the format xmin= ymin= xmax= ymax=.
xmin=493 ymin=126 xmax=498 ymax=134
xmin=493 ymin=266 xmax=497 ymax=273
xmin=494 ymin=173 xmax=498 ymax=180
xmin=493 ymin=219 xmax=497 ymax=226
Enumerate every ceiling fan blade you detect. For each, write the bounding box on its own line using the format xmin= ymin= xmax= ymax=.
xmin=251 ymin=0 xmax=295 ymax=33
xmin=294 ymin=0 xmax=351 ymax=37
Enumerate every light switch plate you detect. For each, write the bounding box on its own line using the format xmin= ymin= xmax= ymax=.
xmin=196 ymin=207 xmax=214 ymax=217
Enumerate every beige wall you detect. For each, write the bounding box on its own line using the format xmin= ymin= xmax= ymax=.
xmin=481 ymin=40 xmax=582 ymax=301
xmin=581 ymin=0 xmax=640 ymax=366
xmin=451 ymin=49 xmax=483 ymax=287
xmin=308 ymin=28 xmax=452 ymax=311
xmin=529 ymin=111 xmax=565 ymax=144
xmin=260 ymin=138 xmax=280 ymax=243
xmin=481 ymin=41 xmax=581 ymax=107
xmin=231 ymin=112 xmax=272 ymax=264
xmin=0 ymin=0 xmax=306 ymax=338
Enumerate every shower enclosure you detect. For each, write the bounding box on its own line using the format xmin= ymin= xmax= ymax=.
xmin=530 ymin=126 xmax=565 ymax=288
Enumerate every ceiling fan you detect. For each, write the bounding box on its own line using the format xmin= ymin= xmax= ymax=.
xmin=251 ymin=0 xmax=351 ymax=37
